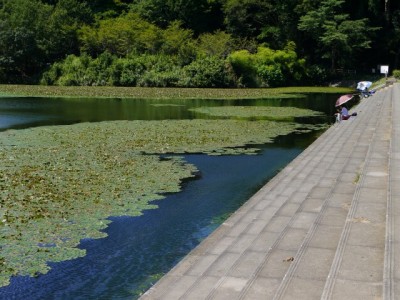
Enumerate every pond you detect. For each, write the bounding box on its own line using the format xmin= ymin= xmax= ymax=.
xmin=0 ymin=94 xmax=337 ymax=299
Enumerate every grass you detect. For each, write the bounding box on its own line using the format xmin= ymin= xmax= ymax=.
xmin=353 ymin=172 xmax=361 ymax=184
xmin=0 ymin=85 xmax=353 ymax=99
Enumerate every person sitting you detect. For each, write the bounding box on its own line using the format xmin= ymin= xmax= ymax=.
xmin=340 ymin=105 xmax=350 ymax=120
xmin=339 ymin=105 xmax=357 ymax=121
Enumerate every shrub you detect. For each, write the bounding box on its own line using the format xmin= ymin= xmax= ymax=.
xmin=114 ymin=59 xmax=146 ymax=86
xmin=257 ymin=65 xmax=284 ymax=87
xmin=55 ymin=54 xmax=90 ymax=86
xmin=228 ymin=50 xmax=258 ymax=87
xmin=137 ymin=69 xmax=181 ymax=87
xmin=304 ymin=65 xmax=330 ymax=85
xmin=228 ymin=42 xmax=306 ymax=87
xmin=393 ymin=69 xmax=400 ymax=79
xmin=254 ymin=43 xmax=306 ymax=87
xmin=41 ymin=53 xmax=115 ymax=86
xmin=40 ymin=62 xmax=62 ymax=85
xmin=85 ymin=51 xmax=116 ymax=86
xmin=179 ymin=56 xmax=234 ymax=87
xmin=131 ymin=54 xmax=182 ymax=87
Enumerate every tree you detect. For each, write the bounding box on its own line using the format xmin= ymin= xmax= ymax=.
xmin=223 ymin=0 xmax=302 ymax=50
xmin=130 ymin=0 xmax=223 ymax=33
xmin=223 ymin=0 xmax=274 ymax=39
xmin=78 ymin=12 xmax=163 ymax=56
xmin=0 ymin=0 xmax=92 ymax=83
xmin=43 ymin=0 xmax=93 ymax=60
xmin=298 ymin=0 xmax=377 ymax=70
xmin=196 ymin=30 xmax=234 ymax=58
xmin=0 ymin=0 xmax=52 ymax=82
xmin=160 ymin=21 xmax=195 ymax=63
xmin=389 ymin=9 xmax=400 ymax=68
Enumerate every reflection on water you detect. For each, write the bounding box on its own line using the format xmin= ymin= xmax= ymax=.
xmin=0 ymin=94 xmax=336 ymax=299
xmin=0 ymin=95 xmax=338 ymax=131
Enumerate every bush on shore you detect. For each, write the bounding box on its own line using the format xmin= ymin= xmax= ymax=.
xmin=393 ymin=69 xmax=400 ymax=79
xmin=41 ymin=45 xmax=308 ymax=88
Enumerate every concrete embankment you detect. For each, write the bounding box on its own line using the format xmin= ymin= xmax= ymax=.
xmin=141 ymin=82 xmax=400 ymax=300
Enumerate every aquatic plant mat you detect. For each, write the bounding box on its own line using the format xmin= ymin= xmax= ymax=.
xmin=0 ymin=85 xmax=352 ymax=99
xmin=190 ymin=106 xmax=324 ymax=121
xmin=0 ymin=107 xmax=327 ymax=287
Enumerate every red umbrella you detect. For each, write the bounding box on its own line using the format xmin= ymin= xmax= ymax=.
xmin=335 ymin=94 xmax=354 ymax=107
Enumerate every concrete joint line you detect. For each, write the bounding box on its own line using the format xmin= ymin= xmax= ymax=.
xmin=271 ymin=92 xmax=381 ymax=300
xmin=321 ymin=86 xmax=391 ymax=300
xmin=383 ymin=84 xmax=398 ymax=300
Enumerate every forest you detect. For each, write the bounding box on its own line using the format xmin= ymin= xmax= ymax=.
xmin=0 ymin=0 xmax=399 ymax=88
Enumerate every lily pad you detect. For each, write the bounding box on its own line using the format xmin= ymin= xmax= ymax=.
xmin=0 ymin=118 xmax=324 ymax=286
xmin=189 ymin=106 xmax=324 ymax=121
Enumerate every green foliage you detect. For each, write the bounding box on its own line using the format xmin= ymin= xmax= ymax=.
xmin=228 ymin=43 xmax=306 ymax=87
xmin=130 ymin=0 xmax=223 ymax=33
xmin=159 ymin=21 xmax=196 ymax=64
xmin=223 ymin=0 xmax=274 ymax=38
xmin=223 ymin=0 xmax=300 ymax=49
xmin=42 ymin=53 xmax=183 ymax=87
xmin=179 ymin=56 xmax=235 ymax=87
xmin=78 ymin=15 xmax=195 ymax=64
xmin=78 ymin=12 xmax=163 ymax=56
xmin=113 ymin=58 xmax=146 ymax=86
xmin=228 ymin=50 xmax=257 ymax=87
xmin=0 ymin=0 xmax=91 ymax=83
xmin=45 ymin=0 xmax=93 ymax=58
xmin=393 ymin=70 xmax=400 ymax=79
xmin=196 ymin=31 xmax=234 ymax=58
xmin=0 ymin=0 xmax=51 ymax=81
xmin=41 ymin=53 xmax=236 ymax=88
xmin=1 ymin=0 xmax=400 ymax=85
xmin=126 ymin=54 xmax=182 ymax=87
xmin=137 ymin=69 xmax=182 ymax=88
xmin=41 ymin=53 xmax=117 ymax=86
xmin=304 ymin=65 xmax=331 ymax=85
xmin=298 ymin=0 xmax=379 ymax=69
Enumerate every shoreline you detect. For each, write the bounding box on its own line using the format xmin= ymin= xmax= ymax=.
xmin=0 ymin=85 xmax=352 ymax=100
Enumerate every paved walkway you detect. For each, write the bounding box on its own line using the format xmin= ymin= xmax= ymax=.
xmin=141 ymin=83 xmax=400 ymax=300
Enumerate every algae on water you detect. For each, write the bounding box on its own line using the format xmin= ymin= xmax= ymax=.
xmin=0 ymin=112 xmax=325 ymax=287
xmin=189 ymin=106 xmax=325 ymax=121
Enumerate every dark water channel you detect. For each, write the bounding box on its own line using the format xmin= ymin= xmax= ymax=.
xmin=0 ymin=94 xmax=338 ymax=299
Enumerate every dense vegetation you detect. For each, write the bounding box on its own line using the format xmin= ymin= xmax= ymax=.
xmin=0 ymin=0 xmax=399 ymax=87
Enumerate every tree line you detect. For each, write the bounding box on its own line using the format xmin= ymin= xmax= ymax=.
xmin=1 ymin=0 xmax=399 ymax=87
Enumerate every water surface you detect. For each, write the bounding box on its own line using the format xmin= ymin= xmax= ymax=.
xmin=0 ymin=94 xmax=337 ymax=299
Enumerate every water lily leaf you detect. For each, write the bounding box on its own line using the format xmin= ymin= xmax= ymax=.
xmin=0 ymin=118 xmax=325 ymax=286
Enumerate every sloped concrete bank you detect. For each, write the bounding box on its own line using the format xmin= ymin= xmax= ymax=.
xmin=141 ymin=83 xmax=399 ymax=300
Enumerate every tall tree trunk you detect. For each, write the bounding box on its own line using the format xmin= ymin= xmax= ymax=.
xmin=385 ymin=0 xmax=391 ymax=23
xmin=331 ymin=48 xmax=336 ymax=71
xmin=394 ymin=48 xmax=400 ymax=69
